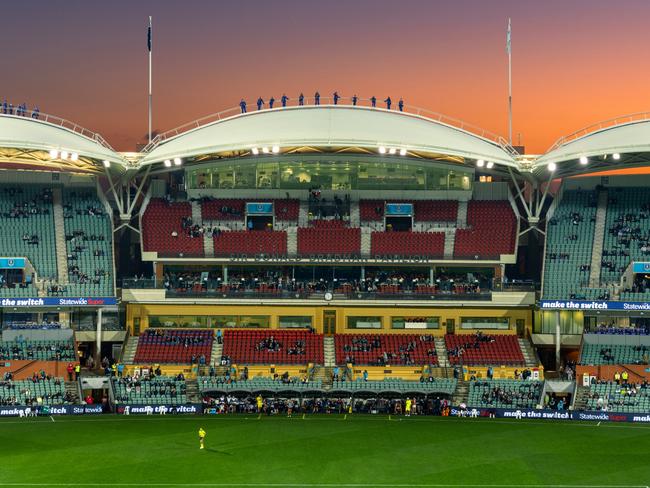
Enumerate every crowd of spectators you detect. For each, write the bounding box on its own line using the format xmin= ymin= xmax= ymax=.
xmin=587 ymin=379 xmax=650 ymax=411
xmin=0 ymin=339 xmax=75 ymax=361
xmin=342 ymin=335 xmax=434 ymax=366
xmin=0 ymin=374 xmax=74 ymax=407
xmin=239 ymin=92 xmax=404 ymax=113
xmin=475 ymin=381 xmax=543 ymax=408
xmin=113 ymin=375 xmax=187 ymax=403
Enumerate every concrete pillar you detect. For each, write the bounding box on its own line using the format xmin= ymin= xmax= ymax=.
xmin=555 ymin=310 xmax=561 ymax=371
xmin=360 ymin=266 xmax=365 ymax=281
xmin=429 ymin=267 xmax=434 ymax=285
xmin=223 ymin=265 xmax=228 ymax=284
xmin=95 ymin=308 xmax=103 ymax=367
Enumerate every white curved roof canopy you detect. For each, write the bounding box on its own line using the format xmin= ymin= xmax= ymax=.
xmin=0 ymin=114 xmax=128 ymax=171
xmin=534 ymin=118 xmax=650 ymax=176
xmin=140 ymin=106 xmax=517 ymax=168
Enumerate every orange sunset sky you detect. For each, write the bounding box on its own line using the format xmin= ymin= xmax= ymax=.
xmin=2 ymin=0 xmax=649 ymax=153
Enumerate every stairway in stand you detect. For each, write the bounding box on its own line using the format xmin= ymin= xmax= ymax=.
xmin=451 ymin=377 xmax=469 ymax=406
xmin=51 ymin=188 xmax=69 ymax=285
xmin=311 ymin=365 xmax=333 ymax=389
xmin=572 ymin=384 xmax=590 ymax=410
xmin=434 ymin=337 xmax=450 ymax=367
xmin=64 ymin=380 xmax=81 ymax=403
xmin=518 ymin=337 xmax=539 ymax=368
xmin=210 ymin=339 xmax=223 ymax=366
xmin=185 ymin=377 xmax=201 ymax=403
xmin=122 ymin=336 xmax=139 ymax=364
xmin=323 ymin=336 xmax=336 ymax=367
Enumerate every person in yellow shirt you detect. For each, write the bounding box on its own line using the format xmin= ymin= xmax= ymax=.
xmin=256 ymin=394 xmax=263 ymax=413
xmin=198 ymin=427 xmax=206 ymax=450
xmin=405 ymin=398 xmax=412 ymax=417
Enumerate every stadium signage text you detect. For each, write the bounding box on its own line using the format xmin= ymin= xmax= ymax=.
xmin=0 ymin=404 xmax=103 ymax=416
xmin=0 ymin=258 xmax=26 ymax=269
xmin=539 ymin=300 xmax=650 ymax=311
xmin=0 ymin=297 xmax=118 ymax=307
xmin=450 ymin=407 xmax=650 ymax=423
xmin=116 ymin=404 xmax=202 ymax=415
xmin=226 ymin=254 xmax=445 ymax=264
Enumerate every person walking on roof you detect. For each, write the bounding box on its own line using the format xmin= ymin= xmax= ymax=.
xmin=281 ymin=94 xmax=289 ymax=107
xmin=384 ymin=96 xmax=392 ymax=110
xmin=298 ymin=93 xmax=304 ymax=106
xmin=351 ymin=94 xmax=358 ymax=106
xmin=239 ymin=99 xmax=247 ymax=113
xmin=269 ymin=96 xmax=275 ymax=109
xmin=333 ymin=91 xmax=340 ymax=105
xmin=256 ymin=97 xmax=264 ymax=110
xmin=314 ymin=91 xmax=320 ymax=105
xmin=398 ymin=98 xmax=404 ymax=112
xmin=370 ymin=96 xmax=376 ymax=108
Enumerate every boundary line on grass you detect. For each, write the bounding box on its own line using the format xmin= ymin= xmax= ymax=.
xmin=0 ymin=483 xmax=647 ymax=487
xmin=2 ymin=415 xmax=650 ymax=431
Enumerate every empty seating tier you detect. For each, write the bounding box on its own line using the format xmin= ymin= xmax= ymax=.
xmin=213 ymin=230 xmax=287 ymax=257
xmin=142 ymin=199 xmax=204 ymax=257
xmin=335 ymin=334 xmax=438 ymax=366
xmin=112 ymin=376 xmax=188 ymax=405
xmin=0 ymin=340 xmax=75 ymax=361
xmin=0 ymin=186 xmax=56 ymax=282
xmin=133 ymin=329 xmax=213 ymax=364
xmin=413 ymin=201 xmax=458 ymax=222
xmin=468 ymin=379 xmax=543 ymax=409
xmin=199 ymin=376 xmax=323 ymax=392
xmin=222 ymin=329 xmax=324 ymax=365
xmin=445 ymin=334 xmax=525 ymax=366
xmin=201 ymin=199 xmax=245 ymax=221
xmin=371 ymin=231 xmax=444 ymax=257
xmin=332 ymin=378 xmax=457 ymax=395
xmin=62 ymin=189 xmax=114 ymax=297
xmin=454 ymin=201 xmax=516 ymax=259
xmin=542 ymin=190 xmax=597 ymax=299
xmin=298 ymin=222 xmax=360 ymax=256
xmin=580 ymin=343 xmax=648 ymax=365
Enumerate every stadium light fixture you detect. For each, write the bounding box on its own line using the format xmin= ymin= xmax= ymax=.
xmin=548 ymin=162 xmax=557 ymax=172
xmin=378 ymin=146 xmax=386 ymax=154
xmin=272 ymin=145 xmax=280 ymax=153
xmin=399 ymin=148 xmax=407 ymax=156
xmin=579 ymin=156 xmax=588 ymax=165
xmin=476 ymin=159 xmax=485 ymax=168
xmin=164 ymin=159 xmax=172 ymax=167
xmin=49 ymin=149 xmax=58 ymax=159
xmin=262 ymin=147 xmax=269 ymax=154
xmin=486 ymin=161 xmax=494 ymax=169
xmin=60 ymin=150 xmax=69 ymax=160
xmin=102 ymin=160 xmax=111 ymax=168
xmin=173 ymin=157 xmax=182 ymax=166
xmin=613 ymin=153 xmax=621 ymax=160
xmin=388 ymin=147 xmax=396 ymax=155
xmin=252 ymin=147 xmax=259 ymax=155
xmin=70 ymin=152 xmax=79 ymax=161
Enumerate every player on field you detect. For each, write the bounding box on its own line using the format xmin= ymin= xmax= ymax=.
xmin=198 ymin=427 xmax=206 ymax=450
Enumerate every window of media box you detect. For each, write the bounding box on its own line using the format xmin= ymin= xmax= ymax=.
xmin=347 ymin=316 xmax=382 ymax=329
xmin=279 ymin=316 xmax=313 ymax=328
xmin=391 ymin=316 xmax=439 ymax=329
xmin=460 ymin=317 xmax=509 ymax=330
xmin=148 ymin=315 xmax=208 ymax=328
xmin=212 ymin=315 xmax=270 ymax=328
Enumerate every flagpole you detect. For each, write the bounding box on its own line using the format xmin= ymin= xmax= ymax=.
xmin=507 ymin=18 xmax=513 ymax=145
xmin=148 ymin=16 xmax=152 ymax=144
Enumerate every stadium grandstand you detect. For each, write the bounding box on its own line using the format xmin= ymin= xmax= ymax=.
xmin=4 ymin=98 xmax=650 ymax=421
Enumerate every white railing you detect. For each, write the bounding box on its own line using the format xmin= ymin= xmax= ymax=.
xmin=0 ymin=112 xmax=116 ymax=152
xmin=548 ymin=111 xmax=650 ymax=152
xmin=142 ymin=96 xmax=518 ymax=156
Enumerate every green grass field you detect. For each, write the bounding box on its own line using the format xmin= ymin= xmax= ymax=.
xmin=0 ymin=414 xmax=649 ymax=488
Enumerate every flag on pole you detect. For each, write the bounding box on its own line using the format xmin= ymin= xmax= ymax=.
xmin=147 ymin=17 xmax=152 ymax=52
xmin=506 ymin=18 xmax=511 ymax=55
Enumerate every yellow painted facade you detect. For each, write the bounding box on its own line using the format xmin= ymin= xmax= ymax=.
xmin=125 ymin=303 xmax=532 ymax=336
